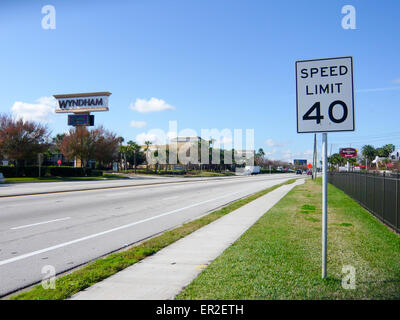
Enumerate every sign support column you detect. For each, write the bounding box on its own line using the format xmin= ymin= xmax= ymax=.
xmin=322 ymin=132 xmax=328 ymax=278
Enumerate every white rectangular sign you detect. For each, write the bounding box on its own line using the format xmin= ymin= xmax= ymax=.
xmin=56 ymin=95 xmax=109 ymax=111
xmin=54 ymin=92 xmax=111 ymax=113
xmin=296 ymin=57 xmax=354 ymax=133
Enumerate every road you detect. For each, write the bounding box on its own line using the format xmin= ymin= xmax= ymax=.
xmin=0 ymin=174 xmax=296 ymax=297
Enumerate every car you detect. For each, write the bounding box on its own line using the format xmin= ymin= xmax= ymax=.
xmin=296 ymin=170 xmax=302 ymax=175
xmin=307 ymin=170 xmax=312 ymax=175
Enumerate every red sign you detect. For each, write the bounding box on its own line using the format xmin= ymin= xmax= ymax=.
xmin=57 ymin=160 xmax=62 ymax=165
xmin=307 ymin=163 xmax=313 ymax=169
xmin=340 ymin=148 xmax=357 ymax=158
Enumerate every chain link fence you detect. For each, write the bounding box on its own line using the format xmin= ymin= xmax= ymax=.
xmin=328 ymin=171 xmax=400 ymax=233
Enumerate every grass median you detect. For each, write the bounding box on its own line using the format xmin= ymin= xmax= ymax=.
xmin=9 ymin=179 xmax=297 ymax=300
xmin=177 ymin=178 xmax=400 ymax=300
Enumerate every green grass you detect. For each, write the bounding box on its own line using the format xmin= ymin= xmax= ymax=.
xmin=9 ymin=178 xmax=297 ymax=300
xmin=176 ymin=178 xmax=400 ymax=300
xmin=5 ymin=174 xmax=127 ymax=183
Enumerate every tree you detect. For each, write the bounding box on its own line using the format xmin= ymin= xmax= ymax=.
xmin=45 ymin=133 xmax=65 ymax=163
xmin=255 ymin=148 xmax=265 ymax=166
xmin=256 ymin=148 xmax=265 ymax=157
xmin=60 ymin=126 xmax=119 ymax=168
xmin=377 ymin=144 xmax=395 ymax=157
xmin=60 ymin=127 xmax=94 ymax=168
xmin=92 ymin=126 xmax=120 ymax=168
xmin=361 ymin=145 xmax=376 ymax=165
xmin=0 ymin=113 xmax=51 ymax=166
xmin=126 ymin=140 xmax=144 ymax=173
xmin=328 ymin=153 xmax=345 ymax=170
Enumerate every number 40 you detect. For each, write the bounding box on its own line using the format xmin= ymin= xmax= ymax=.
xmin=303 ymin=100 xmax=348 ymax=124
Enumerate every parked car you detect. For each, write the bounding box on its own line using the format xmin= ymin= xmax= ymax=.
xmin=307 ymin=170 xmax=312 ymax=175
xmin=296 ymin=170 xmax=302 ymax=175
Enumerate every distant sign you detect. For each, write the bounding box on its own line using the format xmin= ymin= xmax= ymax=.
xmin=294 ymin=159 xmax=307 ymax=166
xmin=54 ymin=92 xmax=111 ymax=113
xmin=340 ymin=148 xmax=357 ymax=158
xmin=296 ymin=57 xmax=355 ymax=133
xmin=307 ymin=163 xmax=313 ymax=169
xmin=68 ymin=114 xmax=94 ymax=126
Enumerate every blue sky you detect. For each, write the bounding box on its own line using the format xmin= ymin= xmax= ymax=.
xmin=0 ymin=0 xmax=399 ymax=162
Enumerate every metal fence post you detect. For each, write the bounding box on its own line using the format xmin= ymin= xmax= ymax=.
xmin=365 ymin=170 xmax=367 ymax=206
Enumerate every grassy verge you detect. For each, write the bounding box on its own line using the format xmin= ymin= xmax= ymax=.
xmin=9 ymin=179 xmax=297 ymax=300
xmin=177 ymin=178 xmax=400 ymax=300
xmin=5 ymin=174 xmax=127 ymax=183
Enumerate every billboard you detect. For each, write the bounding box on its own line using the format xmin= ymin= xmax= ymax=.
xmin=339 ymin=148 xmax=357 ymax=158
xmin=68 ymin=114 xmax=94 ymax=126
xmin=54 ymin=92 xmax=111 ymax=113
xmin=294 ymin=159 xmax=307 ymax=166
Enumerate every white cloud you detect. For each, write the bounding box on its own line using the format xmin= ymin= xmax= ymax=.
xmin=264 ymin=138 xmax=288 ymax=147
xmin=130 ymin=97 xmax=175 ymax=113
xmin=130 ymin=120 xmax=147 ymax=128
xmin=135 ymin=129 xmax=169 ymax=145
xmin=11 ymin=96 xmax=57 ymax=122
xmin=393 ymin=78 xmax=400 ymax=84
xmin=264 ymin=149 xmax=277 ymax=156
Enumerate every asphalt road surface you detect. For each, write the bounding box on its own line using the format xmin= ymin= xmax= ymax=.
xmin=0 ymin=174 xmax=296 ymax=297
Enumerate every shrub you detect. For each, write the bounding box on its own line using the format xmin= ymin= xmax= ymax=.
xmin=89 ymin=170 xmax=103 ymax=177
xmin=49 ymin=166 xmax=86 ymax=177
xmin=0 ymin=165 xmax=17 ymax=177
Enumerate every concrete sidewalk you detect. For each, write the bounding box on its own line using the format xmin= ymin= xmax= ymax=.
xmin=71 ymin=179 xmax=305 ymax=300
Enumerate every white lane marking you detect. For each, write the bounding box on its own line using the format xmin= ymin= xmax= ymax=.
xmin=10 ymin=217 xmax=71 ymax=230
xmin=162 ymin=196 xmax=179 ymax=201
xmin=0 ymin=191 xmax=242 ymax=266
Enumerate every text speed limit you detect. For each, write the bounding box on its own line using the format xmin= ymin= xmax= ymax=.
xmin=296 ymin=57 xmax=355 ymax=133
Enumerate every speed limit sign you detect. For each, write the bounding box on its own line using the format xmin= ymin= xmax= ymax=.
xmin=296 ymin=57 xmax=355 ymax=133
xmin=295 ymin=56 xmax=355 ymax=280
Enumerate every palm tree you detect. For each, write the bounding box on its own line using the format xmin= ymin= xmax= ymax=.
xmin=257 ymin=148 xmax=265 ymax=157
xmin=127 ymin=141 xmax=141 ymax=174
xmin=144 ymin=140 xmax=152 ymax=172
xmin=362 ymin=145 xmax=376 ymax=169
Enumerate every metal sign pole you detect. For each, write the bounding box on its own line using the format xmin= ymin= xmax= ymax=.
xmin=322 ymin=132 xmax=328 ymax=278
